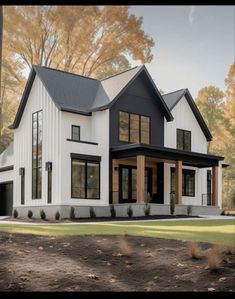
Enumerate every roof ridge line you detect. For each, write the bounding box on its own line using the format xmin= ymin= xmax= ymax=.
xmin=32 ymin=64 xmax=99 ymax=81
xmin=163 ymin=88 xmax=186 ymax=96
xmin=101 ymin=65 xmax=142 ymax=81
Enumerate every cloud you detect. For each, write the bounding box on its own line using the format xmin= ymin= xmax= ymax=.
xmin=189 ymin=6 xmax=196 ymax=25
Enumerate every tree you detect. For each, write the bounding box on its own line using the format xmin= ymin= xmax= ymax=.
xmin=222 ymin=63 xmax=235 ymax=208
xmin=4 ymin=6 xmax=154 ymax=76
xmin=196 ymin=86 xmax=225 ymax=152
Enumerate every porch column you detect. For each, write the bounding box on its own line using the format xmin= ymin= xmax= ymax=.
xmin=137 ymin=155 xmax=145 ymax=203
xmin=175 ymin=160 xmax=182 ymax=204
xmin=212 ymin=165 xmax=218 ymax=206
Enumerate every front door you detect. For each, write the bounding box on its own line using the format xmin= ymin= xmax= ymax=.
xmin=119 ymin=165 xmax=152 ymax=203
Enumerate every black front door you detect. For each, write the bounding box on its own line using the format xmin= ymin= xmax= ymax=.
xmin=119 ymin=165 xmax=152 ymax=203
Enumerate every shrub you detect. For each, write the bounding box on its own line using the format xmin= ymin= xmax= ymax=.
xmin=127 ymin=205 xmax=133 ymax=217
xmin=144 ymin=204 xmax=151 ymax=216
xmin=55 ymin=211 xmax=60 ymax=221
xmin=187 ymin=205 xmax=193 ymax=216
xmin=70 ymin=206 xmax=75 ymax=220
xmin=188 ymin=241 xmax=201 ymax=259
xmin=13 ymin=208 xmax=18 ymax=218
xmin=144 ymin=192 xmax=152 ymax=204
xmin=170 ymin=192 xmax=175 ymax=215
xmin=110 ymin=204 xmax=116 ymax=218
xmin=40 ymin=209 xmax=46 ymax=220
xmin=27 ymin=210 xmax=33 ymax=219
xmin=89 ymin=207 xmax=96 ymax=218
xmin=206 ymin=246 xmax=222 ymax=271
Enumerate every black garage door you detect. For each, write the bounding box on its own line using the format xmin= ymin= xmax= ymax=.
xmin=0 ymin=182 xmax=13 ymax=216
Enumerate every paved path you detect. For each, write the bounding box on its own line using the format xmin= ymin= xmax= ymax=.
xmin=0 ymin=215 xmax=234 ymax=226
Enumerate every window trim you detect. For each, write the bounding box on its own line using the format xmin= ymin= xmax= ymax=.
xmin=176 ymin=128 xmax=191 ymax=151
xmin=32 ymin=110 xmax=43 ymax=200
xmin=170 ymin=167 xmax=195 ymax=197
xmin=119 ymin=110 xmax=151 ymax=144
xmin=71 ymin=157 xmax=101 ymax=200
xmin=71 ymin=125 xmax=80 ymax=141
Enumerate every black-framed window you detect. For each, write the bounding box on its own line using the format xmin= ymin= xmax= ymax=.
xmin=170 ymin=168 xmax=195 ymax=197
xmin=119 ymin=111 xmax=150 ymax=144
xmin=32 ymin=110 xmax=42 ymax=199
xmin=72 ymin=125 xmax=80 ymax=141
xmin=46 ymin=162 xmax=52 ymax=204
xmin=20 ymin=168 xmax=25 ymax=205
xmin=71 ymin=158 xmax=100 ymax=199
xmin=177 ymin=129 xmax=191 ymax=151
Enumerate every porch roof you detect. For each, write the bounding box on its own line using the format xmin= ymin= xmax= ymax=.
xmin=111 ymin=144 xmax=224 ymax=168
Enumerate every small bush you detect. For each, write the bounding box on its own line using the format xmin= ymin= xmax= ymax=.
xmin=144 ymin=192 xmax=152 ymax=204
xmin=69 ymin=206 xmax=75 ymax=220
xmin=127 ymin=205 xmax=133 ymax=217
xmin=55 ymin=210 xmax=60 ymax=221
xmin=170 ymin=192 xmax=175 ymax=215
xmin=40 ymin=209 xmax=46 ymax=220
xmin=144 ymin=204 xmax=151 ymax=216
xmin=110 ymin=204 xmax=116 ymax=218
xmin=27 ymin=210 xmax=33 ymax=219
xmin=13 ymin=208 xmax=18 ymax=218
xmin=188 ymin=241 xmax=201 ymax=259
xmin=206 ymin=246 xmax=222 ymax=271
xmin=187 ymin=205 xmax=193 ymax=216
xmin=118 ymin=237 xmax=133 ymax=257
xmin=89 ymin=207 xmax=96 ymax=218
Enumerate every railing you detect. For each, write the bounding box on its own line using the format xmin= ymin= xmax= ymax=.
xmin=202 ymin=193 xmax=212 ymax=206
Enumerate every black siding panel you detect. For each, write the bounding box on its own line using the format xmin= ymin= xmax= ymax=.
xmin=110 ymin=75 xmax=165 ymax=148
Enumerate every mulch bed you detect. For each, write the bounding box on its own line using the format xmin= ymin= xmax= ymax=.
xmin=0 ymin=232 xmax=234 ymax=292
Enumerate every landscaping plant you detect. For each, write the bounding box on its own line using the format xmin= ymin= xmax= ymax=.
xmin=13 ymin=208 xmax=18 ymax=218
xmin=70 ymin=206 xmax=75 ymax=220
xmin=170 ymin=192 xmax=175 ymax=215
xmin=127 ymin=205 xmax=133 ymax=217
xmin=27 ymin=210 xmax=33 ymax=219
xmin=55 ymin=211 xmax=60 ymax=221
xmin=89 ymin=207 xmax=96 ymax=218
xmin=110 ymin=204 xmax=116 ymax=218
xmin=40 ymin=209 xmax=46 ymax=220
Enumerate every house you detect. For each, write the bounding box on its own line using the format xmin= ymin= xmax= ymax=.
xmin=0 ymin=65 xmax=225 ymax=218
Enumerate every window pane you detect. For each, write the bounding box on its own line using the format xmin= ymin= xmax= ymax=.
xmin=21 ymin=175 xmax=25 ymax=205
xmin=119 ymin=112 xmax=129 ymax=142
xmin=177 ymin=129 xmax=184 ymax=150
xmin=122 ymin=168 xmax=129 ymax=199
xmin=170 ymin=169 xmax=175 ymax=193
xmin=72 ymin=126 xmax=80 ymax=141
xmin=48 ymin=171 xmax=52 ymax=204
xmin=184 ymin=131 xmax=191 ymax=151
xmin=130 ymin=114 xmax=140 ymax=143
xmin=87 ymin=162 xmax=100 ymax=199
xmin=184 ymin=173 xmax=194 ymax=196
xmin=37 ymin=167 xmax=42 ymax=199
xmin=32 ymin=169 xmax=37 ymax=199
xmin=141 ymin=116 xmax=150 ymax=144
xmin=132 ymin=169 xmax=137 ymax=200
xmin=72 ymin=160 xmax=85 ymax=198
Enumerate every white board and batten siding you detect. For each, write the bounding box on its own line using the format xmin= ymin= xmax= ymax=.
xmin=163 ymin=95 xmax=222 ymax=207
xmin=60 ymin=109 xmax=110 ymax=206
xmin=13 ymin=75 xmax=61 ymax=208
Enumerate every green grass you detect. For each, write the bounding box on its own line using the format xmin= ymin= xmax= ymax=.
xmin=0 ymin=219 xmax=234 ymax=245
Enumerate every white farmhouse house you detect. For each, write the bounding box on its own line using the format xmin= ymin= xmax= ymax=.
xmin=0 ymin=65 xmax=225 ymax=218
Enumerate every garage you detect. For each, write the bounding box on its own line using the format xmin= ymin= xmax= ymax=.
xmin=0 ymin=182 xmax=13 ymax=216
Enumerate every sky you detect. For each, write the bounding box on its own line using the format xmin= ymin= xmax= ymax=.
xmin=128 ymin=5 xmax=235 ymax=98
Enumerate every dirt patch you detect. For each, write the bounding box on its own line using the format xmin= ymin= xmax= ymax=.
xmin=2 ymin=214 xmax=201 ymax=223
xmin=0 ymin=232 xmax=234 ymax=292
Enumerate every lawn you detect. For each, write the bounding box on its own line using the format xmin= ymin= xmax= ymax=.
xmin=0 ymin=219 xmax=234 ymax=245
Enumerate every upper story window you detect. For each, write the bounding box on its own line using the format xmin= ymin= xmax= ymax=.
xmin=177 ymin=129 xmax=191 ymax=151
xmin=32 ymin=110 xmax=42 ymax=199
xmin=119 ymin=111 xmax=150 ymax=144
xmin=72 ymin=125 xmax=80 ymax=141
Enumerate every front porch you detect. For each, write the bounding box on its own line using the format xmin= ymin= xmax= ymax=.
xmin=110 ymin=144 xmax=224 ymax=208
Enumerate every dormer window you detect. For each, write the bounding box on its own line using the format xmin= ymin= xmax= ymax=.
xmin=177 ymin=129 xmax=191 ymax=151
xmin=72 ymin=125 xmax=80 ymax=141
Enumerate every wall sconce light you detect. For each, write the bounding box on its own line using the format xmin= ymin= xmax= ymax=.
xmin=19 ymin=167 xmax=25 ymax=176
xmin=45 ymin=162 xmax=52 ymax=172
xmin=114 ymin=166 xmax=119 ymax=171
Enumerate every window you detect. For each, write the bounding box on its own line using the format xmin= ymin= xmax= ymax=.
xmin=71 ymin=158 xmax=100 ymax=199
xmin=170 ymin=168 xmax=195 ymax=197
xmin=72 ymin=125 xmax=80 ymax=141
xmin=119 ymin=111 xmax=150 ymax=144
xmin=20 ymin=168 xmax=25 ymax=205
xmin=46 ymin=162 xmax=52 ymax=204
xmin=32 ymin=111 xmax=42 ymax=199
xmin=177 ymin=129 xmax=191 ymax=151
